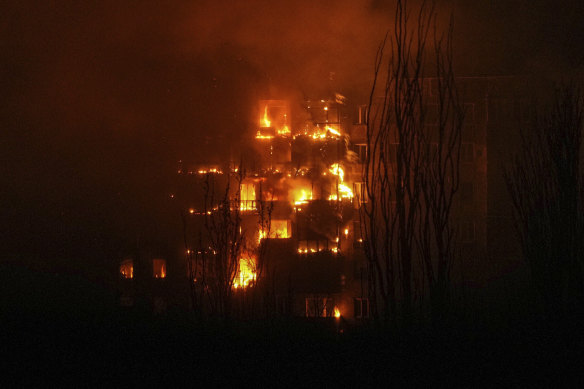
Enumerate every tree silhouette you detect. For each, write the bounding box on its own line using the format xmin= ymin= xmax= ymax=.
xmin=361 ymin=0 xmax=463 ymax=324
xmin=505 ymin=86 xmax=584 ymax=319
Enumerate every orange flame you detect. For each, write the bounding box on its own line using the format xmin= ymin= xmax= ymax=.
xmin=240 ymin=183 xmax=256 ymax=211
xmin=233 ymin=256 xmax=257 ymax=289
xmin=262 ymin=105 xmax=271 ymax=127
xmin=328 ymin=164 xmax=353 ymax=201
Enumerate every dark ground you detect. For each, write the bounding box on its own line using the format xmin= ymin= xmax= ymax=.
xmin=1 ymin=265 xmax=583 ymax=387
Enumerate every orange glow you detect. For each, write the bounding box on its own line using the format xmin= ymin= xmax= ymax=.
xmin=255 ymin=132 xmax=274 ymax=139
xmin=120 ymin=260 xmax=133 ymax=279
xmin=292 ymin=188 xmax=312 ymax=205
xmin=233 ymin=256 xmax=257 ymax=289
xmin=153 ymin=259 xmax=166 ymax=279
xmin=328 ymin=164 xmax=354 ymax=201
xmin=262 ymin=105 xmax=271 ymax=127
xmin=293 ymin=125 xmax=342 ymax=140
xmin=259 ymin=220 xmax=290 ymax=243
xmin=197 ymin=167 xmax=222 ymax=174
xmin=277 ymin=125 xmax=290 ymax=135
xmin=334 ymin=306 xmax=341 ymax=318
xmin=329 ymin=163 xmax=344 ymax=181
xmin=240 ymin=182 xmax=256 ymax=211
xmin=326 ymin=126 xmax=341 ymax=137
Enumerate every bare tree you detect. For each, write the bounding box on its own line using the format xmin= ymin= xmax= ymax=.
xmin=418 ymin=21 xmax=464 ymax=324
xmin=361 ymin=0 xmax=463 ymax=324
xmin=505 ymin=86 xmax=584 ymax=319
xmin=184 ymin=168 xmax=245 ymax=319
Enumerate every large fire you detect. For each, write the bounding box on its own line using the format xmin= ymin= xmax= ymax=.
xmin=233 ymin=256 xmax=257 ymax=289
xmin=292 ymin=124 xmax=342 ymax=140
xmin=240 ymin=182 xmax=256 ymax=211
xmin=328 ymin=163 xmax=354 ymax=201
xmin=292 ymin=188 xmax=313 ymax=206
xmin=256 ymin=103 xmax=291 ymax=138
xmin=258 ymin=220 xmax=290 ymax=243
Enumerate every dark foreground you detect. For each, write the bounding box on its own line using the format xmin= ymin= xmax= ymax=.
xmin=2 ymin=268 xmax=583 ymax=387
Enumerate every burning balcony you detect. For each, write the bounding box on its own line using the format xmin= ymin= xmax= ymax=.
xmin=256 ymin=100 xmax=291 ymax=139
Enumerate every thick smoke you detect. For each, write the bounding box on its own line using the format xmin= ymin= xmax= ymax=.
xmin=1 ymin=0 xmax=582 ymax=277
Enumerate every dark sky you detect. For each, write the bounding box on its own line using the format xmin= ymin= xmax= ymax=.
xmin=1 ymin=0 xmax=583 ymax=279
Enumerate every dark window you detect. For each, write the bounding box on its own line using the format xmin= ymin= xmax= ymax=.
xmin=353 ymin=144 xmax=367 ymax=163
xmin=354 ymin=298 xmax=369 ymax=318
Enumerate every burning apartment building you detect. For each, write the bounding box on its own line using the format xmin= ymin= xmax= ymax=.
xmin=116 ymin=76 xmax=534 ymax=321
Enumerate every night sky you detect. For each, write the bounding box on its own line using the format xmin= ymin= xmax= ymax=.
xmin=2 ymin=0 xmax=583 ymax=281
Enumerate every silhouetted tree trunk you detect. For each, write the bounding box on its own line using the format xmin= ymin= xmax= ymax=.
xmin=184 ymin=168 xmax=244 ymax=319
xmin=362 ymin=0 xmax=463 ymax=325
xmin=418 ymin=20 xmax=464 ymax=326
xmin=362 ymin=0 xmax=430 ymax=324
xmin=505 ymin=86 xmax=584 ymax=320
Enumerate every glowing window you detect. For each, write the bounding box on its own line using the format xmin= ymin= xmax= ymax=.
xmin=119 ymin=259 xmax=133 ymax=279
xmin=240 ymin=182 xmax=257 ymax=211
xmin=268 ymin=220 xmax=290 ymax=238
xmin=153 ymin=259 xmax=166 ymax=279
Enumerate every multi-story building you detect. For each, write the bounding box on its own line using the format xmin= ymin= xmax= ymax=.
xmin=117 ymin=77 xmax=529 ymax=320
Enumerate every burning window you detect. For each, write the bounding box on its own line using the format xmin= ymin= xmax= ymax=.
xmin=233 ymin=256 xmax=256 ymax=289
xmin=263 ymin=220 xmax=290 ymax=239
xmin=240 ymin=182 xmax=257 ymax=211
xmin=297 ymin=240 xmax=334 ymax=254
xmin=152 ymin=259 xmax=166 ymax=279
xmin=257 ymin=100 xmax=290 ymax=137
xmin=293 ymin=188 xmax=313 ymax=205
xmin=119 ymin=259 xmax=133 ymax=279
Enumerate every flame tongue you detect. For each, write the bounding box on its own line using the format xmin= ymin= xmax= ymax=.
xmin=262 ymin=105 xmax=271 ymax=127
